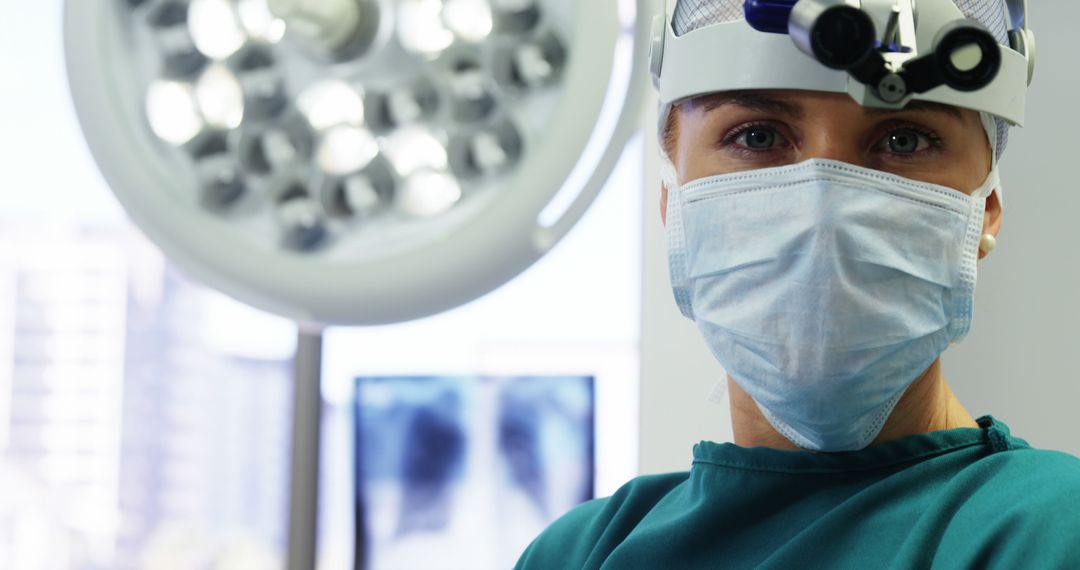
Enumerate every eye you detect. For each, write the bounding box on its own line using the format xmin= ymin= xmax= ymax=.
xmin=742 ymin=127 xmax=778 ymax=149
xmin=883 ymin=127 xmax=932 ymax=155
xmin=722 ymin=123 xmax=789 ymax=152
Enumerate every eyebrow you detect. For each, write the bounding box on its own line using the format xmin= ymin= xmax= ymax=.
xmin=694 ymin=93 xmax=804 ymax=119
xmin=692 ymin=92 xmax=965 ymax=122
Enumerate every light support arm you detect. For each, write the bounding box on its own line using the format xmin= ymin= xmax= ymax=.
xmin=287 ymin=327 xmax=324 ymax=570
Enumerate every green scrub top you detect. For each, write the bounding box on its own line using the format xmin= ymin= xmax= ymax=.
xmin=515 ymin=416 xmax=1080 ymax=569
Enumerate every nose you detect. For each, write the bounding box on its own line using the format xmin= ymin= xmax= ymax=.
xmin=799 ymin=130 xmax=864 ymax=166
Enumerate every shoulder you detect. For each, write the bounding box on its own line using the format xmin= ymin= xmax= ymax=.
xmin=943 ymin=447 xmax=1080 ymax=567
xmin=979 ymin=448 xmax=1080 ymax=526
xmin=515 ymin=471 xmax=688 ymax=570
xmin=954 ymin=446 xmax=1080 ymax=512
xmin=981 ymin=447 xmax=1080 ymax=495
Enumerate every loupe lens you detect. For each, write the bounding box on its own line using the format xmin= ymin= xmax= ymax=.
xmin=935 ymin=23 xmax=1001 ymax=91
xmin=810 ymin=6 xmax=875 ymax=69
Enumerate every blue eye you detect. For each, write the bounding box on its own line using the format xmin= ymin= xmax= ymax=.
xmin=883 ymin=127 xmax=938 ymax=155
xmin=887 ymin=129 xmax=922 ymax=153
xmin=724 ymin=124 xmax=786 ymax=151
xmin=742 ymin=127 xmax=778 ymax=149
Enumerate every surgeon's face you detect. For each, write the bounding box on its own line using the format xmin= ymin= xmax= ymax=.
xmin=662 ymin=89 xmax=996 ymax=222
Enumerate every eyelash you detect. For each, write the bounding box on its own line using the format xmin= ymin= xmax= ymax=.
xmin=719 ymin=122 xmax=787 ymax=156
xmin=882 ymin=125 xmax=945 ymax=160
xmin=719 ymin=121 xmax=945 ymax=160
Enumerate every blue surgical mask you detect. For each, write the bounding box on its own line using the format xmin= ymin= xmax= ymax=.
xmin=664 ymin=158 xmax=997 ymax=452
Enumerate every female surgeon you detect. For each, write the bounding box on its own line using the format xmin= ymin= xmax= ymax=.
xmin=516 ymin=0 xmax=1080 ymax=567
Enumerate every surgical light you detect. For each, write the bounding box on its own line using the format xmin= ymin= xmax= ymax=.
xmin=66 ymin=0 xmax=648 ymax=325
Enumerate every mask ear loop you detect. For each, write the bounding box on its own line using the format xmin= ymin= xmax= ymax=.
xmin=708 ymin=377 xmax=729 ymax=407
xmin=661 ymin=159 xmax=695 ymax=320
xmin=979 ymin=111 xmax=1002 ymax=203
xmin=657 ymin=100 xmax=696 ymax=320
xmin=947 ymin=112 xmax=1000 ymax=346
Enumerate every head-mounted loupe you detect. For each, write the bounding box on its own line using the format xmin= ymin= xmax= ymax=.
xmin=651 ymin=0 xmax=1035 ymax=125
xmin=748 ymin=0 xmax=1004 ymax=102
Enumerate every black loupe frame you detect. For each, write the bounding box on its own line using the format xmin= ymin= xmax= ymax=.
xmin=933 ymin=20 xmax=1002 ymax=92
xmin=808 ymin=5 xmax=877 ymax=70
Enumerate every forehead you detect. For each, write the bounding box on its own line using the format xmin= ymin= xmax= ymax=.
xmin=683 ymin=89 xmax=974 ymax=124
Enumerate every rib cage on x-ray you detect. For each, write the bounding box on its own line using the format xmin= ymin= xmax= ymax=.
xmin=396 ymin=392 xmax=465 ymax=536
xmin=354 ymin=376 xmax=594 ymax=570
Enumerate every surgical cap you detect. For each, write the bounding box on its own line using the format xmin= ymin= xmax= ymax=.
xmin=668 ymin=0 xmax=1014 ymax=159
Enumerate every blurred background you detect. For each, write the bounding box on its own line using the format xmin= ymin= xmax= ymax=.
xmin=1 ymin=0 xmax=1077 ymax=569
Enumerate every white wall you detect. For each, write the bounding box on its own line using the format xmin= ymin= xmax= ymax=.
xmin=638 ymin=1 xmax=1080 ymax=474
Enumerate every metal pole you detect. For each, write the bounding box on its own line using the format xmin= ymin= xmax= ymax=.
xmin=287 ymin=327 xmax=324 ymax=570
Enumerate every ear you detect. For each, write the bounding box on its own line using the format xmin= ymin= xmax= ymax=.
xmin=660 ymin=183 xmax=668 ymax=226
xmin=979 ymin=189 xmax=1003 ymax=260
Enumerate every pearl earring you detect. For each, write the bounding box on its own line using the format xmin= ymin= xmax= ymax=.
xmin=980 ymin=234 xmax=998 ymax=254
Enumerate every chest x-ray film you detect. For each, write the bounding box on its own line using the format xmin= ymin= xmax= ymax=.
xmin=353 ymin=375 xmax=594 ymax=569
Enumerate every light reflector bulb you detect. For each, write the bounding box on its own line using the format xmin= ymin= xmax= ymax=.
xmin=317 ymin=126 xmax=380 ymax=175
xmin=147 ymin=80 xmax=204 ymax=145
xmin=277 ymin=192 xmax=327 ymax=250
xmin=342 ymin=175 xmax=381 ymax=215
xmin=266 ymin=0 xmax=363 ymax=51
xmin=384 ymin=127 xmax=448 ymax=176
xmin=398 ymin=0 xmax=454 ymax=56
xmin=297 ymin=80 xmax=366 ymax=130
xmin=399 ymin=169 xmax=462 ymax=218
xmin=189 ymin=0 xmax=248 ymax=60
xmin=263 ymin=130 xmax=301 ymax=169
xmin=470 ymin=132 xmax=508 ymax=173
xmin=387 ymin=89 xmax=424 ymax=125
xmin=237 ymin=0 xmax=287 ymax=43
xmin=450 ymin=67 xmax=488 ymax=100
xmin=444 ymin=0 xmax=494 ymax=42
xmin=195 ymin=64 xmax=245 ymax=129
xmin=194 ymin=152 xmax=246 ymax=207
xmin=515 ymin=43 xmax=554 ymax=87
